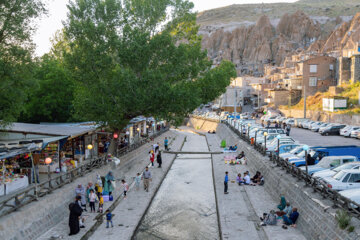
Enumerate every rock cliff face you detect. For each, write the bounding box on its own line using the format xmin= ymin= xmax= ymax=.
xmin=201 ymin=11 xmax=323 ymax=75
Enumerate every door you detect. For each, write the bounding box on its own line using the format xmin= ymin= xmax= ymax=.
xmin=347 ymin=173 xmax=360 ymax=190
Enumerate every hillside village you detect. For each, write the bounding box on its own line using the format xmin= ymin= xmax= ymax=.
xmin=211 ymin=10 xmax=360 ymax=116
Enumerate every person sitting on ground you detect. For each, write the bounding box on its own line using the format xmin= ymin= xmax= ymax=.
xmin=251 ymin=171 xmax=261 ymax=183
xmin=260 ymin=210 xmax=277 ymax=226
xmin=229 ymin=144 xmax=238 ymax=151
xmin=236 ymin=173 xmax=244 ymax=185
xmin=276 ymin=202 xmax=292 ymax=217
xmin=236 ymin=151 xmax=245 ymax=160
xmin=282 ymin=207 xmax=299 ymax=229
xmin=277 ymin=196 xmax=287 ymax=211
xmin=243 ymin=172 xmax=251 ymax=185
xmin=212 ymin=130 xmax=216 ymax=134
xmin=208 ymin=130 xmax=211 ymax=133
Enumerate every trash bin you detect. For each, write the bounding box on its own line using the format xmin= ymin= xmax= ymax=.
xmin=251 ymin=137 xmax=254 ymax=145
xmin=221 ymin=140 xmax=226 ymax=148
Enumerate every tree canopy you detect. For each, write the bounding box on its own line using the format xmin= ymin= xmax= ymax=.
xmin=64 ymin=0 xmax=236 ymax=129
xmin=0 ymin=0 xmax=46 ymax=126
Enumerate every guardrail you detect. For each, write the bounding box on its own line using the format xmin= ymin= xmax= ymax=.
xmin=192 ymin=115 xmax=360 ymax=218
xmin=0 ymin=128 xmax=169 ymax=217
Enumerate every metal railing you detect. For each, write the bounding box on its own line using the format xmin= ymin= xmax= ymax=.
xmin=0 ymin=128 xmax=169 ymax=217
xmin=193 ymin=115 xmax=360 ymax=218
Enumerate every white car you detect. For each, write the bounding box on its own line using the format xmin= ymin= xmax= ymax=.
xmin=340 ymin=126 xmax=360 ymax=137
xmin=299 ymin=156 xmax=358 ymax=175
xmin=322 ymin=169 xmax=360 ymax=191
xmin=311 ymin=123 xmax=329 ymax=132
xmin=309 ymin=122 xmax=323 ymax=131
xmin=339 ymin=189 xmax=360 ymax=208
xmin=280 ymin=145 xmax=304 ymax=159
xmin=265 ymin=137 xmax=296 ymax=152
xmin=313 ymin=162 xmax=360 ymax=180
xmin=350 ymin=129 xmax=360 ymax=138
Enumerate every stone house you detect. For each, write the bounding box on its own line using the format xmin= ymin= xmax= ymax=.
xmin=302 ymin=56 xmax=337 ymax=96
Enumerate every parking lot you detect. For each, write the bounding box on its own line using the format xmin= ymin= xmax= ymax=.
xmin=290 ymin=127 xmax=360 ymax=147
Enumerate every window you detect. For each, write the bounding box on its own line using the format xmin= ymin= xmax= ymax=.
xmin=342 ymin=173 xmax=350 ymax=182
xmin=330 ymin=64 xmax=334 ymax=70
xmin=348 ymin=174 xmax=360 ymax=183
xmin=309 ymin=77 xmax=317 ymax=86
xmin=330 ymin=160 xmax=341 ymax=168
xmin=310 ymin=65 xmax=317 ymax=73
xmin=343 ymin=159 xmax=354 ymax=164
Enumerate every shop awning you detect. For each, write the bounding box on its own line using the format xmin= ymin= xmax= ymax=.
xmin=41 ymin=136 xmax=69 ymax=149
xmin=0 ymin=143 xmax=42 ymax=159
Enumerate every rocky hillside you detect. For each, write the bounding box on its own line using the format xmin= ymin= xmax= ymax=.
xmin=198 ymin=0 xmax=360 ymax=76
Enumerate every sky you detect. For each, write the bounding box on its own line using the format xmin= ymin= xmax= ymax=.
xmin=33 ymin=0 xmax=298 ymax=56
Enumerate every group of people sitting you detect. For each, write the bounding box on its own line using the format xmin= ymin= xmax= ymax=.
xmin=260 ymin=196 xmax=299 ymax=229
xmin=229 ymin=144 xmax=238 ymax=151
xmin=207 ymin=130 xmax=216 ymax=134
xmin=236 ymin=171 xmax=264 ymax=186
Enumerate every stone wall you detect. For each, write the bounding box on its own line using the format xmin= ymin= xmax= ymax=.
xmin=0 ymin=132 xmax=171 ymax=240
xmin=189 ymin=118 xmax=360 ymax=240
xmin=280 ymin=109 xmax=360 ymax=125
xmin=187 ymin=118 xmax=219 ymax=132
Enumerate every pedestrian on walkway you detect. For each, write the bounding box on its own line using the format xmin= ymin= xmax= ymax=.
xmin=106 ymin=209 xmax=114 ymax=228
xmin=69 ymin=196 xmax=83 ymax=236
xmin=135 ymin=173 xmax=141 ymax=190
xmin=164 ymin=137 xmax=169 ymax=151
xmin=224 ymin=171 xmax=229 ymax=194
xmin=98 ymin=193 xmax=104 ymax=213
xmin=121 ymin=179 xmax=129 ymax=198
xmin=89 ymin=189 xmax=97 ymax=213
xmin=75 ymin=184 xmax=87 ymax=211
xmin=149 ymin=150 xmax=155 ymax=166
xmin=86 ymin=182 xmax=94 ymax=203
xmin=157 ymin=151 xmax=162 ymax=168
xmin=104 ymin=171 xmax=115 ymax=196
xmin=142 ymin=167 xmax=152 ymax=192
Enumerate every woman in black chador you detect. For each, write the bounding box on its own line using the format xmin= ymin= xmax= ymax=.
xmin=69 ymin=196 xmax=83 ymax=235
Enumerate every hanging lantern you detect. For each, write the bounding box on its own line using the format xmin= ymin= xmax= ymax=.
xmin=45 ymin=157 xmax=52 ymax=165
xmin=87 ymin=144 xmax=93 ymax=150
xmin=113 ymin=133 xmax=118 ymax=139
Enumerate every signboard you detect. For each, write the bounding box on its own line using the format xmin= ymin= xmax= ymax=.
xmin=323 ymin=98 xmax=347 ymax=112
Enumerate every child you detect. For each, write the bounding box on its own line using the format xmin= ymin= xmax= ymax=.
xmin=95 ymin=183 xmax=103 ymax=199
xmin=135 ymin=173 xmax=141 ymax=190
xmin=121 ymin=179 xmax=129 ymax=198
xmin=89 ymin=189 xmax=97 ymax=213
xmin=98 ymin=193 xmax=104 ymax=213
xmin=106 ymin=209 xmax=114 ymax=228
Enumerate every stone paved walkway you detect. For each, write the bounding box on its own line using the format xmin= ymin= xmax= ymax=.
xmin=206 ymin=132 xmax=306 ymax=240
xmin=37 ymin=130 xmax=185 ymax=240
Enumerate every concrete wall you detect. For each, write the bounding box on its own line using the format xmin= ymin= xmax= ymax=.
xmin=280 ymin=109 xmax=360 ymax=125
xmin=191 ymin=118 xmax=360 ymax=240
xmin=187 ymin=118 xmax=219 ymax=132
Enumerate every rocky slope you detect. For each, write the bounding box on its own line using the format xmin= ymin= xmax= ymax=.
xmin=198 ymin=0 xmax=360 ymax=76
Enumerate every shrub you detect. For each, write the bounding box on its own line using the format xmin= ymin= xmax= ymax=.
xmin=335 ymin=210 xmax=351 ymax=230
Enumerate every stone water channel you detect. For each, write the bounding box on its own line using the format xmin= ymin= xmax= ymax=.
xmin=133 ymin=131 xmax=220 ymax=240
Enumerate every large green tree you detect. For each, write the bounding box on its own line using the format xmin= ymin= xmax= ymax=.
xmin=64 ymin=0 xmax=235 ymax=129
xmin=0 ymin=0 xmax=46 ymax=126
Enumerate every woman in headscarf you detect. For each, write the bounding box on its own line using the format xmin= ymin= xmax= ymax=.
xmin=156 ymin=151 xmax=162 ymax=168
xmin=277 ymin=195 xmax=286 ymax=211
xmin=75 ymin=184 xmax=87 ymax=211
xmin=69 ymin=196 xmax=83 ymax=236
xmin=104 ymin=171 xmax=115 ymax=195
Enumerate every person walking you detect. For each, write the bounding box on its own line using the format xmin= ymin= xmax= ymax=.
xmin=149 ymin=150 xmax=155 ymax=166
xmin=104 ymin=171 xmax=115 ymax=196
xmin=69 ymin=196 xmax=83 ymax=236
xmin=157 ymin=151 xmax=162 ymax=168
xmin=142 ymin=167 xmax=152 ymax=192
xmin=121 ymin=179 xmax=129 ymax=198
xmin=286 ymin=124 xmax=291 ymax=136
xmin=224 ymin=171 xmax=229 ymax=194
xmin=164 ymin=137 xmax=169 ymax=151
xmin=75 ymin=184 xmax=87 ymax=211
xmin=135 ymin=173 xmax=141 ymax=190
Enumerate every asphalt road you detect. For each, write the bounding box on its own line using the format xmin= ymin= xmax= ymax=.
xmin=289 ymin=127 xmax=360 ymax=147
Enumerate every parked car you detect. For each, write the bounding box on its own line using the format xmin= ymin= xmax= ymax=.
xmin=299 ymin=156 xmax=358 ymax=175
xmin=320 ymin=125 xmax=346 ymax=136
xmin=294 ymin=118 xmax=309 ymax=128
xmin=303 ymin=121 xmax=316 ymax=129
xmin=265 ymin=137 xmax=297 ymax=153
xmin=311 ymin=123 xmax=330 ymax=132
xmin=313 ymin=162 xmax=360 ymax=180
xmin=322 ymin=169 xmax=360 ymax=191
xmin=339 ymin=189 xmax=360 ymax=208
xmin=284 ymin=118 xmax=295 ymax=126
xmin=288 ymin=146 xmax=360 ymax=167
xmin=350 ymin=129 xmax=360 ymax=138
xmin=276 ymin=144 xmax=301 ymax=155
xmin=309 ymin=122 xmax=323 ymax=131
xmin=340 ymin=126 xmax=360 ymax=137
xmin=280 ymin=145 xmax=304 ymax=159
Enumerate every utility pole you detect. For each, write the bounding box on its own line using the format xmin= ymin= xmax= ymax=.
xmin=303 ymin=84 xmax=307 ymax=118
xmin=234 ymin=89 xmax=237 ymax=114
xmin=258 ymin=88 xmax=260 ymax=109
